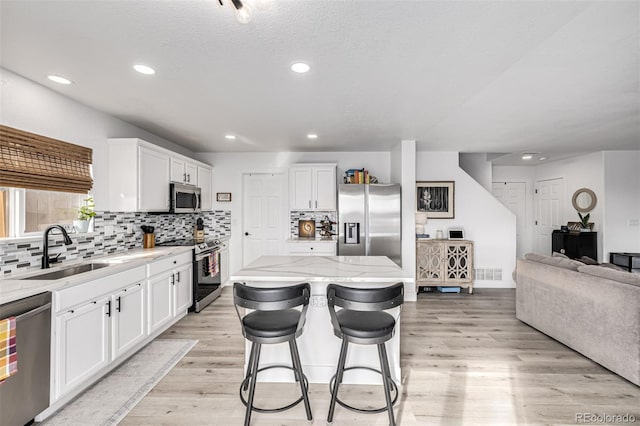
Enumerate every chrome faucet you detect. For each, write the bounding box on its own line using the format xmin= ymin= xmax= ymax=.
xmin=42 ymin=225 xmax=73 ymax=269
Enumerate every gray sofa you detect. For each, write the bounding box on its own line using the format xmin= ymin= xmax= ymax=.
xmin=516 ymin=255 xmax=640 ymax=386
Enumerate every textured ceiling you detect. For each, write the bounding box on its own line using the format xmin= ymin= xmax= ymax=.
xmin=1 ymin=0 xmax=638 ymax=158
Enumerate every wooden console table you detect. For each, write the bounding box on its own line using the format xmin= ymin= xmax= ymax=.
xmin=416 ymin=239 xmax=474 ymax=293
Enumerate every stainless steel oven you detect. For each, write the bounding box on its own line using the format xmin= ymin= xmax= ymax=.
xmin=170 ymin=183 xmax=201 ymax=214
xmin=193 ymin=243 xmax=223 ymax=312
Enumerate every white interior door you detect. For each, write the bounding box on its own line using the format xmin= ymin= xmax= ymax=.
xmin=243 ymin=173 xmax=286 ymax=267
xmin=535 ymin=178 xmax=564 ymax=255
xmin=492 ymin=182 xmax=527 ymax=258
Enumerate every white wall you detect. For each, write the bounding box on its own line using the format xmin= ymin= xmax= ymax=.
xmin=417 ymin=151 xmax=517 ymax=288
xmin=0 ymin=68 xmax=193 ymax=208
xmin=603 ymin=151 xmax=640 ymax=258
xmin=459 ymin=153 xmax=492 ymax=191
xmin=196 ymin=151 xmax=391 ymax=276
xmin=492 ymin=166 xmax=536 ymax=256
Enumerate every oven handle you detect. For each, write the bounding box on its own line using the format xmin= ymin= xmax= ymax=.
xmin=196 ymin=250 xmax=219 ymax=262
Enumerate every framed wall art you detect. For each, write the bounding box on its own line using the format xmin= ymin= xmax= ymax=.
xmin=216 ymin=192 xmax=232 ymax=202
xmin=416 ymin=181 xmax=455 ymax=219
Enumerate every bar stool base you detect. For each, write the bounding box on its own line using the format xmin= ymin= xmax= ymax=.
xmin=240 ymin=365 xmax=310 ymax=414
xmin=328 ymin=366 xmax=398 ymax=414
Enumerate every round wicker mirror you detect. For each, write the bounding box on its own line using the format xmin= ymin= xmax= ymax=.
xmin=572 ymin=188 xmax=597 ymax=213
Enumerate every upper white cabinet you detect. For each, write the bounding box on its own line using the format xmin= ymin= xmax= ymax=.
xmin=197 ymin=165 xmax=213 ymax=211
xmin=289 ymin=164 xmax=337 ymax=211
xmin=108 ymin=138 xmax=212 ymax=212
xmin=171 ymin=157 xmax=198 ymax=186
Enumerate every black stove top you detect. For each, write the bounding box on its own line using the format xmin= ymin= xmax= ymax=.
xmin=156 ymin=238 xmax=221 ymax=254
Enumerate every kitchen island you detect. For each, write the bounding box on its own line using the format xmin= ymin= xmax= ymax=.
xmin=231 ymin=255 xmax=408 ymax=385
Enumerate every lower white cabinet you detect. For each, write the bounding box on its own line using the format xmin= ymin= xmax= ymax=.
xmin=286 ymin=241 xmax=337 ymax=256
xmin=56 ymin=296 xmax=110 ymax=398
xmin=147 ymin=258 xmax=192 ymax=335
xmin=51 ymin=251 xmax=193 ymax=407
xmin=148 ymin=270 xmax=174 ymax=333
xmin=112 ymin=283 xmax=145 ymax=359
xmin=220 ymin=246 xmax=229 ymax=285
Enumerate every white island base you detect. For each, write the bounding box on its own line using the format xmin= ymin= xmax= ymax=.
xmin=231 ymin=256 xmax=409 ymax=385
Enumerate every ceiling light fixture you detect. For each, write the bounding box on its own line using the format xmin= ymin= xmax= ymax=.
xmin=539 ymin=156 xmax=547 ymax=161
xmin=307 ymin=134 xmax=318 ymax=139
xmin=47 ymin=75 xmax=72 ymax=85
xmin=133 ymin=64 xmax=156 ymax=75
xmin=521 ymin=154 xmax=534 ymax=160
xmin=291 ymin=62 xmax=311 ymax=73
xmin=225 ymin=134 xmax=237 ymax=140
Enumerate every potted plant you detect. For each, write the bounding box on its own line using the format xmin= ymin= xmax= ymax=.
xmin=578 ymin=212 xmax=591 ymax=231
xmin=74 ymin=196 xmax=96 ymax=233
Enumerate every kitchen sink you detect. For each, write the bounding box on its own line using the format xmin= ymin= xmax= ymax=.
xmin=21 ymin=263 xmax=110 ymax=280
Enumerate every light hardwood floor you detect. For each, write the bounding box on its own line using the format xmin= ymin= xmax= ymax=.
xmin=122 ymin=289 xmax=640 ymax=425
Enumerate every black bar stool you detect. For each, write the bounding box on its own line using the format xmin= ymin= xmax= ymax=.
xmin=326 ymin=282 xmax=404 ymax=426
xmin=233 ymin=282 xmax=313 ymax=426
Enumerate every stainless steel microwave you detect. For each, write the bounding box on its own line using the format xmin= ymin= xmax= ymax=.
xmin=170 ymin=183 xmax=201 ymax=213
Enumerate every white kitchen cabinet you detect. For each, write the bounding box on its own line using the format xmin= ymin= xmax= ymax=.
xmin=174 ymin=263 xmax=193 ymax=315
xmin=139 ymin=146 xmax=171 ymax=211
xmin=112 ymin=283 xmax=145 ymax=359
xmin=286 ymin=241 xmax=337 ymax=256
xmin=147 ymin=254 xmax=193 ymax=334
xmin=197 ymin=165 xmax=213 ymax=211
xmin=147 ymin=270 xmax=174 ymax=334
xmin=108 ymin=138 xmax=212 ymax=212
xmin=56 ymin=296 xmax=110 ymax=397
xmin=220 ymin=245 xmax=230 ymax=285
xmin=171 ymin=156 xmax=198 ymax=186
xmin=289 ymin=164 xmax=337 ymax=211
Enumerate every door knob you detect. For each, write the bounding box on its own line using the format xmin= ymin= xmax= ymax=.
xmin=245 ymin=232 xmax=250 ymax=236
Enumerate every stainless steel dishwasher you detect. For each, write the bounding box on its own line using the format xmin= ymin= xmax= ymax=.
xmin=0 ymin=292 xmax=51 ymax=426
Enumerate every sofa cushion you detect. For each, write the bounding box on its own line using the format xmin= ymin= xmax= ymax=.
xmin=578 ymin=265 xmax=640 ymax=287
xmin=524 ymin=252 xmax=583 ymax=271
xmin=553 ymin=251 xmax=569 ymax=258
xmin=578 ymin=255 xmax=599 ymax=265
xmin=524 ymin=253 xmax=547 ymax=263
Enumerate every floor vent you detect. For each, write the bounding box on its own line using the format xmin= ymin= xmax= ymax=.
xmin=475 ymin=268 xmax=503 ymax=280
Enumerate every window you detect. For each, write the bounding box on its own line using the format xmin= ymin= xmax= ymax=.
xmin=0 ymin=187 xmax=85 ymax=238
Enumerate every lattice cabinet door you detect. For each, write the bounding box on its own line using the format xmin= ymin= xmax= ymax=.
xmin=416 ymin=241 xmax=445 ymax=289
xmin=444 ymin=242 xmax=474 ymax=285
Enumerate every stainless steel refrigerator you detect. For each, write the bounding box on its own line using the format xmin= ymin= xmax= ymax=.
xmin=338 ymin=184 xmax=401 ymax=266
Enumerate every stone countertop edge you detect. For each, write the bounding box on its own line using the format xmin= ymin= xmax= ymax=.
xmin=0 ymin=246 xmax=193 ymax=305
xmin=286 ymin=237 xmax=336 ymax=243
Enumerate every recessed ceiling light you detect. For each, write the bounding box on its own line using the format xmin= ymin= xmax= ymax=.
xmin=307 ymin=134 xmax=318 ymax=139
xmin=133 ymin=64 xmax=155 ymax=75
xmin=539 ymin=156 xmax=547 ymax=161
xmin=47 ymin=75 xmax=72 ymax=85
xmin=225 ymin=135 xmax=237 ymax=140
xmin=521 ymin=154 xmax=533 ymax=160
xmin=291 ymin=62 xmax=310 ymax=73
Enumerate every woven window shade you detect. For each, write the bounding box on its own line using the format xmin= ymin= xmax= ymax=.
xmin=0 ymin=125 xmax=93 ymax=193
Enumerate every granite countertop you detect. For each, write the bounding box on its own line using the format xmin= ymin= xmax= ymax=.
xmin=231 ymin=255 xmax=407 ymax=283
xmin=0 ymin=246 xmax=193 ymax=305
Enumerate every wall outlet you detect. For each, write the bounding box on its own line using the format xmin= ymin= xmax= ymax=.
xmin=629 ymin=219 xmax=639 ymax=227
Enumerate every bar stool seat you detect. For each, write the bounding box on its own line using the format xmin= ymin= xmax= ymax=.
xmin=243 ymin=309 xmax=301 ymax=340
xmin=335 ymin=310 xmax=396 ymax=340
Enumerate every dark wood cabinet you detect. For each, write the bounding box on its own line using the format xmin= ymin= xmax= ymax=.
xmin=552 ymin=231 xmax=597 ymax=260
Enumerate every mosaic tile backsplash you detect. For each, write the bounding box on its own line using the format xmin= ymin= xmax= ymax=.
xmin=290 ymin=211 xmax=337 ymax=238
xmin=0 ymin=210 xmax=231 ymax=275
